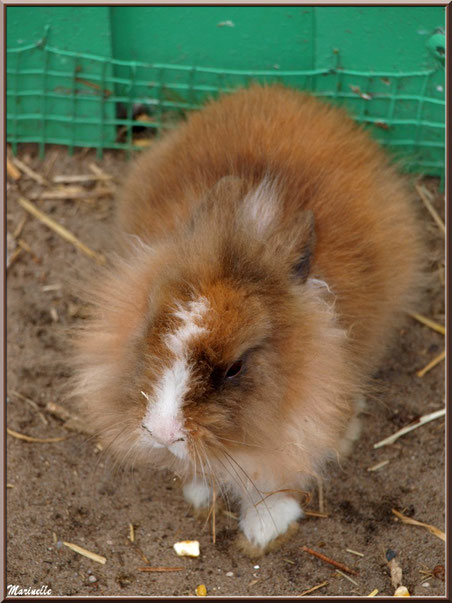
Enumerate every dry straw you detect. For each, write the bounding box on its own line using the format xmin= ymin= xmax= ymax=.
xmin=18 ymin=196 xmax=106 ymax=265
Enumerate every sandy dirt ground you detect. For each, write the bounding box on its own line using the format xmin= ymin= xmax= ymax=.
xmin=6 ymin=145 xmax=445 ymax=597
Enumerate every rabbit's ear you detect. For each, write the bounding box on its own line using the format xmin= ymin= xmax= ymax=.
xmin=265 ymin=208 xmax=316 ymax=283
xmin=239 ymin=177 xmax=281 ymax=238
xmin=291 ymin=210 xmax=316 ymax=282
xmin=187 ymin=175 xmax=246 ymax=233
xmin=207 ymin=175 xmax=245 ymax=201
xmin=239 ymin=178 xmax=316 ymax=282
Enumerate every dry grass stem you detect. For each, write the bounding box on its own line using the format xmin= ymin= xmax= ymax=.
xmin=7 ymin=427 xmax=68 ymax=443
xmin=367 ymin=588 xmax=379 ymax=596
xmin=17 ymin=238 xmax=40 ymax=262
xmin=11 ymin=156 xmax=50 ymax=186
xmin=408 ymin=312 xmax=445 ymax=335
xmin=43 ymin=149 xmax=59 ymax=178
xmin=31 ymin=187 xmax=112 ymax=201
xmin=17 ymin=239 xmax=32 ymax=253
xmin=7 ymin=158 xmax=22 ymax=181
xmin=416 ymin=350 xmax=446 ymax=378
xmin=7 ymin=247 xmax=23 ymax=269
xmin=18 ymin=196 xmax=106 ymax=265
xmin=138 ymin=567 xmax=185 ymax=573
xmin=392 ymin=508 xmax=445 ymax=541
xmin=301 ymin=546 xmax=358 ymax=575
xmin=53 ymin=174 xmax=110 ymax=184
xmin=304 ymin=511 xmax=329 ymax=518
xmin=32 ymin=185 xmax=84 ymax=198
xmin=89 ymin=163 xmax=113 ymax=178
xmin=133 ymin=544 xmax=150 ymax=565
xmin=373 ymin=407 xmax=445 ymax=448
xmin=89 ymin=162 xmax=115 ymax=190
xmin=10 ymin=389 xmax=38 ymax=405
xmin=129 ymin=523 xmax=135 ymax=543
xmin=367 ymin=460 xmax=390 ymax=472
xmin=335 ymin=569 xmax=359 ymax=586
xmin=415 ymin=183 xmax=445 ymax=235
xmin=45 ymin=402 xmax=92 ymax=434
xmin=42 ymin=284 xmax=62 ymax=292
xmin=9 ymin=389 xmax=48 ymax=425
xmin=44 ymin=401 xmax=74 ymax=422
xmin=346 ymin=548 xmax=364 ymax=557
xmin=298 ymin=581 xmax=329 ymax=596
xmin=13 ymin=216 xmax=27 ymax=239
xmin=63 ymin=541 xmax=107 ymax=564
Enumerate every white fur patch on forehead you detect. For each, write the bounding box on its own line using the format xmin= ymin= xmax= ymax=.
xmin=165 ymin=297 xmax=210 ymax=357
xmin=242 ymin=177 xmax=280 ymax=237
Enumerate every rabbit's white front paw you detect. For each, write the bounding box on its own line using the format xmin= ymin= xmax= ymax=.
xmin=183 ymin=479 xmax=212 ymax=511
xmin=238 ymin=495 xmax=303 ymax=554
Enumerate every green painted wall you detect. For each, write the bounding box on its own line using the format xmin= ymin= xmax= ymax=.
xmin=313 ymin=6 xmax=444 ymax=71
xmin=108 ymin=6 xmax=444 ymax=72
xmin=7 ymin=6 xmax=112 ymax=55
xmin=6 ymin=5 xmax=445 ymax=174
xmin=111 ymin=7 xmax=316 ymax=71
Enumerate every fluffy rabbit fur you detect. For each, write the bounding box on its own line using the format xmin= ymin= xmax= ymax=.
xmin=72 ymin=85 xmax=423 ymax=556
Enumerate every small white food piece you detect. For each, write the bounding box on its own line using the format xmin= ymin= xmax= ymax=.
xmin=173 ymin=540 xmax=200 ymax=557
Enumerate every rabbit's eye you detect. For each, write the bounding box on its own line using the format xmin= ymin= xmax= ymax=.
xmin=210 ymin=359 xmax=245 ymax=389
xmin=225 ymin=360 xmax=243 ymax=379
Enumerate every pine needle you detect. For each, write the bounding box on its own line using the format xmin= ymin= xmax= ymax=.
xmin=301 ymin=546 xmax=358 ymax=575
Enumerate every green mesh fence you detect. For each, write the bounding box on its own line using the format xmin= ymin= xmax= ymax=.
xmin=7 ymin=34 xmax=445 ymax=176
